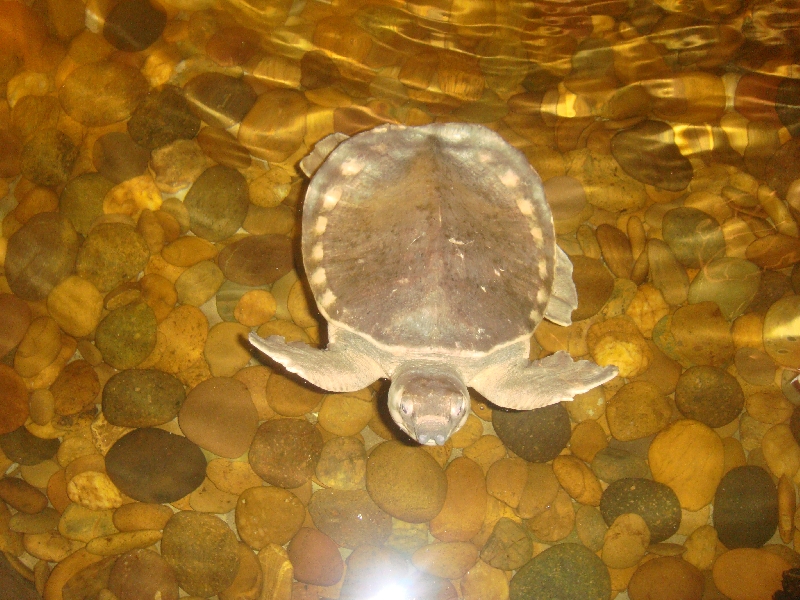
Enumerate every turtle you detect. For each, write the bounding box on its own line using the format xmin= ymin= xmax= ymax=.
xmin=250 ymin=122 xmax=618 ymax=446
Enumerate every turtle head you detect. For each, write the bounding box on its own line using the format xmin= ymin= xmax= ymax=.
xmin=387 ymin=363 xmax=470 ymax=446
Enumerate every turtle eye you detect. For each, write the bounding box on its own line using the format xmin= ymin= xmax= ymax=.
xmin=401 ymin=399 xmax=412 ymax=415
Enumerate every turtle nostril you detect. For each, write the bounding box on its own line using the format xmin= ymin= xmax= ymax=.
xmin=435 ymin=434 xmax=445 ymax=446
xmin=418 ymin=434 xmax=429 ymax=445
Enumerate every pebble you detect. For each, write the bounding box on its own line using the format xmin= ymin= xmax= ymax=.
xmin=58 ymin=503 xmax=117 ymax=543
xmin=153 ymin=305 xmax=208 ymax=373
xmin=766 ymin=138 xmax=800 ymax=200
xmin=0 ymin=477 xmax=48 ymax=513
xmin=249 ymin=418 xmax=323 ymax=488
xmin=688 ymin=258 xmax=761 ymax=321
xmin=670 ymin=301 xmax=735 ymax=367
xmin=264 ymin=373 xmax=323 ymax=417
xmin=287 ymin=527 xmax=343 ymax=587
xmin=92 ymin=131 xmax=150 ymax=185
xmin=46 ymin=275 xmax=104 ymax=338
xmin=5 ymin=212 xmax=80 ymax=301
xmin=107 ymin=548 xmax=179 ymax=600
xmin=553 ymin=454 xmax=603 ymax=506
xmin=570 ymin=255 xmax=615 ymax=320
xmin=587 ymin=315 xmax=652 ymax=378
xmin=611 ymin=120 xmax=692 ymax=191
xmin=9 ymin=505 xmax=59 ymax=533
xmin=103 ymin=0 xmax=166 ymax=51
xmin=184 ymin=165 xmax=249 ymax=241
xmin=714 ymin=465 xmax=778 ymax=548
xmin=600 ymin=477 xmax=681 ymax=544
xmin=179 ymin=376 xmax=258 ymax=458
xmin=748 ymin=390 xmax=793 ymax=425
xmin=736 ymin=347 xmax=778 ymax=387
xmin=412 ymin=541 xmax=479 ymax=580
xmin=219 ymin=542 xmax=263 ymax=600
xmin=675 ymin=365 xmax=744 ymax=427
xmin=0 ymin=293 xmax=31 ymax=358
xmin=365 ymin=440 xmax=447 ymax=523
xmin=647 ymin=239 xmax=690 ymax=306
xmin=59 ymin=61 xmax=149 ymax=126
xmin=197 ymin=126 xmax=252 ymax=169
xmin=315 ymin=436 xmax=367 ymax=490
xmin=0 ymin=366 xmax=28 ymax=435
xmin=184 ymin=72 xmax=258 ymax=129
xmin=480 ymin=516 xmax=531 ymax=570
xmin=161 ymin=511 xmax=240 ymax=597
xmin=128 ymin=85 xmax=200 ymax=150
xmin=576 ymin=505 xmax=608 ymax=552
xmin=606 ymin=381 xmax=671 ymax=441
xmin=105 ymin=427 xmax=206 ymax=503
xmin=51 ymin=359 xmax=100 ymax=416
xmin=76 ymin=222 xmax=150 ymax=293
xmin=113 ymin=502 xmax=174 ymax=532
xmin=150 ymin=139 xmax=210 ymax=193
xmin=102 ymin=369 xmax=185 ymax=427
xmin=662 ymin=207 xmax=726 ymax=268
xmin=14 ymin=315 xmax=61 ymax=378
xmin=235 ymin=486 xmax=305 ymax=548
xmin=713 ymin=548 xmax=790 ymax=600
xmin=0 ymin=426 xmax=59 ymax=466
xmin=20 ymin=128 xmax=77 ymax=187
xmin=628 ymin=556 xmax=703 ymax=600
xmin=217 ymin=234 xmax=295 ymax=286
xmin=492 ymin=403 xmax=571 ymax=462
xmin=95 ymin=302 xmax=157 ymax=370
xmin=310 ymin=487 xmax=392 ymax=549
xmin=174 ymin=259 xmax=225 ymax=307
xmin=602 ymin=512 xmax=650 ymax=569
xmin=430 ymin=457 xmax=487 ymax=542
xmin=460 ymin=559 xmax=509 ymax=600
xmin=509 ymin=543 xmax=611 ymax=600
xmin=763 ymin=296 xmax=800 ymax=368
xmin=238 ymin=89 xmax=309 ymax=163
xmin=591 ymin=446 xmax=651 ymax=485
xmin=569 ymin=418 xmax=608 ymax=463
xmin=684 ymin=524 xmax=718 ymax=571
xmin=317 ymin=394 xmax=373 ymax=437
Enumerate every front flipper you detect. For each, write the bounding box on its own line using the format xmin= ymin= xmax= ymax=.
xmin=469 ymin=351 xmax=618 ymax=411
xmin=249 ymin=328 xmax=385 ymax=393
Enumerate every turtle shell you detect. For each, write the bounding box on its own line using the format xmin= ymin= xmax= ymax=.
xmin=301 ymin=123 xmax=556 ymax=354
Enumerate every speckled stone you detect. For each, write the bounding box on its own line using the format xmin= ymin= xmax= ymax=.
xmin=107 ymin=548 xmax=179 ymax=600
xmin=92 ymin=132 xmax=150 ymax=185
xmin=59 ymin=61 xmax=149 ymax=126
xmin=0 ymin=365 xmax=29 ymax=435
xmin=249 ymin=418 xmax=323 ymax=488
xmin=480 ymin=517 xmax=532 ymax=571
xmin=235 ymin=485 xmax=305 ymax=549
xmin=600 ymin=477 xmax=681 ymax=544
xmin=5 ymin=212 xmax=80 ymax=300
xmin=309 ymin=488 xmax=392 ymax=549
xmin=591 ymin=446 xmax=651 ymax=483
xmin=628 ymin=556 xmax=703 ymax=600
xmin=0 ymin=426 xmax=59 ymax=466
xmin=161 ymin=511 xmax=240 ymax=597
xmin=366 ymin=440 xmax=448 ymax=523
xmin=76 ymin=222 xmax=150 ymax=293
xmin=606 ymin=381 xmax=671 ymax=441
xmin=128 ymin=86 xmax=201 ymax=150
xmin=20 ymin=128 xmax=77 ymax=186
xmin=315 ymin=436 xmax=367 ymax=490
xmin=184 ymin=165 xmax=249 ymax=241
xmin=509 ymin=543 xmax=611 ymax=600
xmin=216 ymin=234 xmax=294 ymax=286
xmin=675 ymin=365 xmax=744 ymax=428
xmin=714 ymin=465 xmax=778 ymax=549
xmin=50 ymin=359 xmax=100 ymax=416
xmin=493 ymin=403 xmax=571 ymax=463
xmin=611 ymin=120 xmax=692 ymax=191
xmin=662 ymin=207 xmax=725 ymax=268
xmin=102 ymin=369 xmax=185 ymax=427
xmin=184 ymin=72 xmax=258 ymax=130
xmin=105 ymin=427 xmax=206 ymax=503
xmin=94 ymin=302 xmax=157 ymax=370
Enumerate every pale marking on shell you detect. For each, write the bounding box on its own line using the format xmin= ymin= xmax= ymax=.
xmin=321 ymin=187 xmax=342 ymax=211
xmin=311 ymin=242 xmax=324 ymax=262
xmin=478 ymin=151 xmax=492 ymax=163
xmin=536 ymin=288 xmax=548 ymax=304
xmin=530 ymin=226 xmax=544 ymax=243
xmin=516 ymin=199 xmax=534 ymax=216
xmin=500 ymin=169 xmax=520 ymax=188
xmin=320 ymin=289 xmax=336 ymax=308
xmin=538 ymin=260 xmax=547 ymax=278
xmin=340 ymin=159 xmax=365 ymax=176
xmin=529 ymin=308 xmax=542 ymax=320
xmin=314 ymin=216 xmax=328 ymax=235
xmin=311 ymin=268 xmax=327 ymax=287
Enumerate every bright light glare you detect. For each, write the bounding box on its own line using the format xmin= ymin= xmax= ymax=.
xmin=367 ymin=583 xmax=409 ymax=600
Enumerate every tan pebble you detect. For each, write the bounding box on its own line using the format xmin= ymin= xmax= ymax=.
xmin=57 ymin=434 xmax=97 ymax=468
xmin=587 ymin=316 xmax=651 ymax=378
xmin=235 ymin=289 xmax=277 ymax=327
xmin=462 ymin=435 xmax=507 ymax=473
xmin=0 ymin=501 xmax=24 ymax=556
xmin=671 ymin=302 xmax=734 ymax=367
xmin=174 ymin=259 xmax=224 ymax=307
xmin=112 ymin=502 xmax=174 ymax=532
xmin=43 ymin=548 xmax=105 ymax=600
xmin=713 ymin=548 xmax=790 ymax=600
xmin=625 ymin=283 xmax=669 ymax=338
xmin=422 ymin=441 xmax=452 ymax=469
xmin=527 ymin=488 xmax=574 ymax=542
xmin=15 ymin=315 xmax=62 ymax=378
xmin=58 ymin=503 xmax=118 ymax=542
xmin=29 ymin=389 xmax=55 ymax=426
xmin=66 ymin=471 xmax=124 ymax=511
xmin=139 ymin=273 xmax=177 ymax=322
xmin=430 ymin=457 xmax=487 ymax=542
xmin=569 ymin=419 xmax=607 ymax=462
xmin=0 ymin=477 xmax=49 ymax=514
xmin=190 ymin=477 xmax=239 ymax=514
xmin=236 ymin=486 xmax=305 ymax=549
xmin=85 ymin=529 xmax=162 ymax=556
xmin=154 ymin=305 xmax=208 ymax=373
xmin=162 ymin=236 xmax=217 ymax=267
xmin=234 ymin=366 xmax=275 ymax=421
xmin=628 ymin=556 xmax=703 ymax=600
xmin=220 ymin=542 xmax=264 ymax=600
xmin=23 ymin=531 xmax=84 ymax=562
xmin=256 ymin=319 xmax=311 ymax=345
xmin=206 ymin=458 xmax=264 ymax=495
xmin=257 ymin=543 xmax=293 ymax=600
xmin=47 ymin=469 xmax=70 ymax=514
xmin=470 ymin=393 xmax=493 ymax=421
xmin=288 ymin=280 xmax=318 ymax=329
xmin=565 ymin=386 xmax=606 ymax=422
xmin=602 ymin=512 xmax=650 ymax=569
xmin=732 ymin=312 xmax=765 ymax=351
xmin=386 ymin=519 xmax=429 ymax=556
xmin=137 ymin=209 xmax=165 ymax=255
xmin=20 ymin=459 xmax=60 ymax=489
xmin=486 ymin=458 xmax=528 ymax=508
xmin=317 ymin=394 xmax=372 ymax=437
xmin=265 ymin=372 xmax=323 ymax=417
xmin=103 ymin=174 xmax=162 ymax=219
xmin=552 ymin=455 xmax=603 ymax=506
xmin=460 ymin=559 xmax=509 ymax=600
xmin=204 ymin=321 xmax=253 ymax=377
xmin=779 ymin=475 xmax=796 ymax=543
xmin=46 ymin=276 xmax=104 ymax=337
xmin=740 ymin=413 xmax=771 ymax=452
xmin=9 ymin=506 xmax=60 ymax=534
xmin=649 ymin=419 xmax=724 ymax=511
xmin=286 ymin=527 xmax=343 ymax=587
xmin=315 ymin=436 xmax=366 ymax=490
xmin=747 ymin=390 xmax=793 ymax=425
xmin=678 ymin=504 xmax=711 ymax=537
xmin=517 ymin=463 xmax=560 ymax=520
xmin=607 ymin=381 xmax=671 ymax=441
xmin=449 ymin=414 xmax=484 ymax=449
xmin=762 ymin=423 xmax=800 ymax=479
xmin=683 ymin=524 xmax=717 ymax=571
xmin=412 ymin=541 xmax=479 ymax=580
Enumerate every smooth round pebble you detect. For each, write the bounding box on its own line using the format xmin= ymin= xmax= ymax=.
xmin=184 ymin=165 xmax=249 ymax=241
xmin=628 ymin=556 xmax=703 ymax=600
xmin=763 ymin=296 xmax=800 ymax=368
xmin=59 ymin=62 xmax=149 ymax=126
xmin=94 ymin=302 xmax=157 ymax=370
xmin=0 ymin=293 xmax=31 ymax=358
xmin=46 ymin=275 xmax=104 ymax=337
xmin=216 ymin=234 xmax=294 ymax=286
xmin=366 ymin=440 xmax=447 ymax=523
xmin=509 ymin=543 xmax=611 ymax=600
xmin=103 ymin=0 xmax=166 ymax=52
xmin=315 ymin=436 xmax=367 ymax=490
xmin=264 ymin=373 xmax=323 ymax=417
xmin=308 ymin=488 xmax=392 ymax=549
xmin=107 ymin=548 xmax=179 ymax=600
xmin=50 ymin=359 xmax=100 ymax=416
xmin=0 ymin=365 xmax=29 ymax=435
xmin=493 ymin=403 xmax=571 ymax=462
xmin=0 ymin=426 xmax=59 ymax=466
xmin=611 ymin=120 xmax=692 ymax=191
xmin=179 ymin=377 xmax=258 ymax=459
xmin=161 ymin=511 xmax=239 ymax=597
xmin=570 ymin=256 xmax=615 ymax=321
xmin=714 ymin=465 xmax=778 ymax=549
xmin=713 ymin=548 xmax=789 ymax=600
xmin=662 ymin=207 xmax=725 ymax=268
xmin=20 ymin=128 xmax=77 ymax=186
xmin=105 ymin=428 xmax=206 ymax=503
xmin=287 ymin=527 xmax=343 ymax=587
xmin=102 ymin=369 xmax=185 ymax=427
xmin=184 ymin=72 xmax=258 ymax=130
xmin=601 ymin=512 xmax=650 ymax=569
xmin=430 ymin=457 xmax=487 ymax=542
xmin=675 ymin=365 xmax=744 ymax=428
xmin=248 ymin=418 xmax=323 ymax=488
xmin=317 ymin=394 xmax=374 ymax=437
xmin=128 ymin=85 xmax=199 ymax=150
xmin=235 ymin=486 xmax=305 ymax=549
xmin=480 ymin=517 xmax=532 ymax=571
xmin=600 ymin=477 xmax=681 ymax=544
xmin=92 ymin=132 xmax=150 ymax=185
xmin=606 ymin=381 xmax=671 ymax=441
xmin=412 ymin=541 xmax=479 ymax=580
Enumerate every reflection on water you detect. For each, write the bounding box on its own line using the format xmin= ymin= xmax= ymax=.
xmin=1 ymin=0 xmax=800 ymax=598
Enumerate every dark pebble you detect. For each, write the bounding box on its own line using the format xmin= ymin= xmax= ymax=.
xmin=249 ymin=418 xmax=323 ymax=488
xmin=94 ymin=302 xmax=158 ymax=370
xmin=92 ymin=132 xmax=151 ymax=184
xmin=480 ymin=517 xmax=532 ymax=571
xmin=0 ymin=426 xmax=59 ymax=466
xmin=20 ymin=128 xmax=77 ymax=187
xmin=183 ymin=72 xmax=257 ymax=130
xmin=103 ymin=0 xmax=167 ymax=52
xmin=107 ymin=548 xmax=179 ymax=600
xmin=714 ymin=465 xmax=778 ymax=549
xmin=102 ymin=369 xmax=185 ymax=428
xmin=509 ymin=543 xmax=611 ymax=600
xmin=216 ymin=234 xmax=294 ymax=286
xmin=611 ymin=120 xmax=693 ymax=191
xmin=59 ymin=172 xmax=115 ymax=235
xmin=308 ymin=488 xmax=392 ymax=549
xmin=600 ymin=477 xmax=681 ymax=543
xmin=492 ymin=403 xmax=571 ymax=463
xmin=591 ymin=446 xmax=652 ymax=483
xmin=777 ymin=77 xmax=800 ymax=138
xmin=184 ymin=165 xmax=249 ymax=241
xmin=766 ymin=138 xmax=800 ymax=199
xmin=128 ymin=86 xmax=200 ymax=150
xmin=675 ymin=365 xmax=744 ymax=428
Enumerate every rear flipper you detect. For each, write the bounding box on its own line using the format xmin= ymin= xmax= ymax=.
xmin=469 ymin=351 xmax=618 ymax=410
xmin=249 ymin=328 xmax=385 ymax=393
